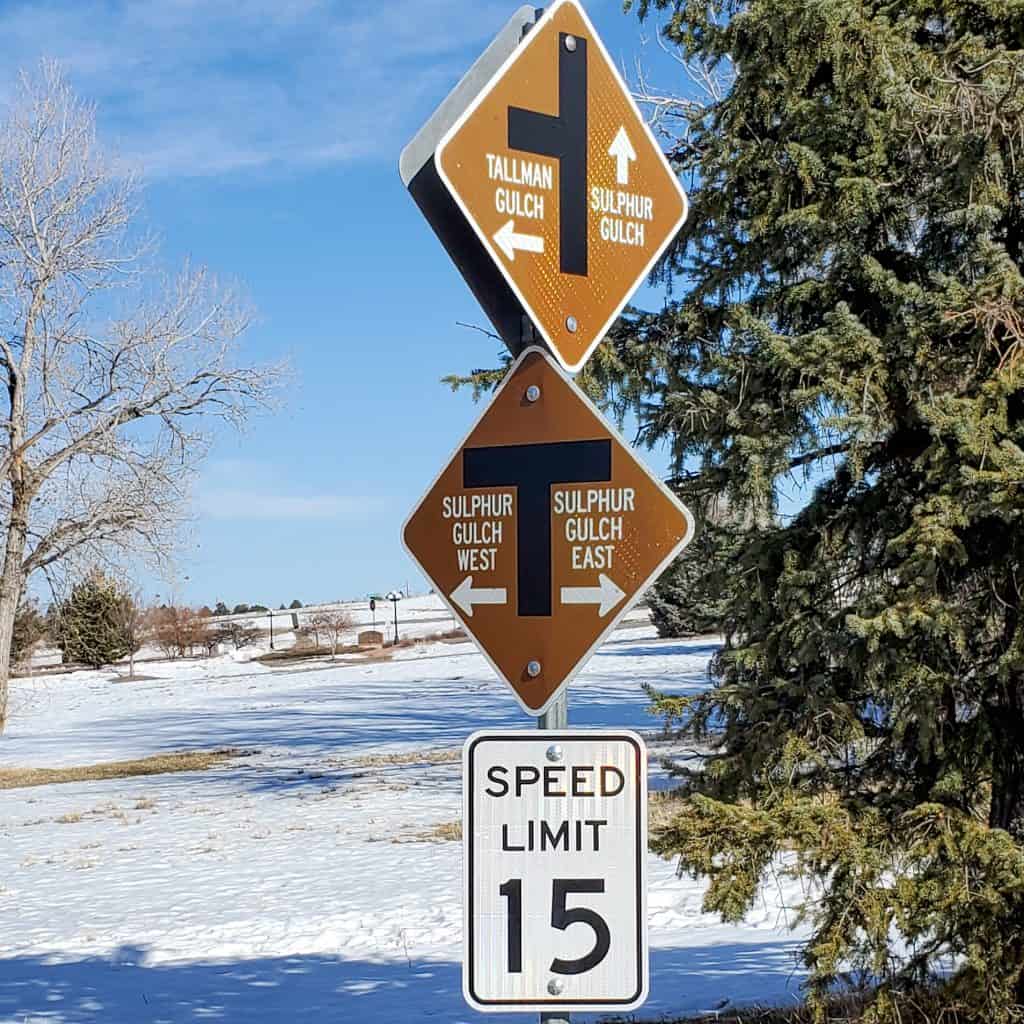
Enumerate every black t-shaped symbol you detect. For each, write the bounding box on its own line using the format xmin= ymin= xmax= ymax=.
xmin=507 ymin=32 xmax=588 ymax=277
xmin=463 ymin=439 xmax=611 ymax=617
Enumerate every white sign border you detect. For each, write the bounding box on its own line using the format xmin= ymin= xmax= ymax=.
xmin=434 ymin=0 xmax=690 ymax=375
xmin=400 ymin=345 xmax=696 ymax=719
xmin=462 ymin=728 xmax=649 ymax=1013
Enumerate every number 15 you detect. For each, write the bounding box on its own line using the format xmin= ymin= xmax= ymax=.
xmin=499 ymin=877 xmax=611 ymax=976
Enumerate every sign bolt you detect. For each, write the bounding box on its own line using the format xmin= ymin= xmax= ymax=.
xmin=564 ymin=34 xmax=577 ymax=52
xmin=548 ymin=978 xmax=565 ymax=995
xmin=565 ymin=315 xmax=578 ymax=333
xmin=525 ymin=384 xmax=541 ymax=403
xmin=546 ymin=744 xmax=563 ymax=763
xmin=527 ymin=660 xmax=542 ymax=678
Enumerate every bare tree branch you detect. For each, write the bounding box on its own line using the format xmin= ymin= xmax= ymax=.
xmin=456 ymin=321 xmax=504 ymax=343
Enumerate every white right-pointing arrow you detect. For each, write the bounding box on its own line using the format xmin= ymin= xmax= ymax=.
xmin=560 ymin=574 xmax=627 ymax=617
xmin=450 ymin=576 xmax=508 ymax=617
xmin=608 ymin=126 xmax=637 ymax=186
xmin=493 ymin=219 xmax=545 ymax=262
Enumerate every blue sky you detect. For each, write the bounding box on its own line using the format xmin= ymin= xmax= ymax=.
xmin=5 ymin=0 xmax=707 ymax=608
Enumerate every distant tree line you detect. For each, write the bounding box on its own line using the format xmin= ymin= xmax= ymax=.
xmin=211 ymin=599 xmax=303 ymax=616
xmin=11 ymin=575 xmax=351 ymax=674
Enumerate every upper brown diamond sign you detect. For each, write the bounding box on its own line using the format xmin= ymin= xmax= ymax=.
xmin=434 ymin=0 xmax=688 ymax=372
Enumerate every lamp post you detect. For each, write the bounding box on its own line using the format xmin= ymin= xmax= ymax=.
xmin=268 ymin=606 xmax=275 ymax=650
xmin=385 ymin=590 xmax=402 ymax=645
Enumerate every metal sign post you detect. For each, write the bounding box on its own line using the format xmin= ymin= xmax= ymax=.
xmin=539 ymin=689 xmax=569 ymax=1024
xmin=401 ymin=1 xmax=693 ymax=1016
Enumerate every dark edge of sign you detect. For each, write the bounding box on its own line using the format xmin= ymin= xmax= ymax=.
xmin=466 ymin=732 xmax=645 ymax=1007
xmin=407 ymin=154 xmax=530 ymax=356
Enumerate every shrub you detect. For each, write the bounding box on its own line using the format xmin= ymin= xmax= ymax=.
xmin=52 ymin=573 xmax=136 ymax=668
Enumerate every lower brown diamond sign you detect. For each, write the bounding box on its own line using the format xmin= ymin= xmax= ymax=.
xmin=402 ymin=347 xmax=694 ymax=715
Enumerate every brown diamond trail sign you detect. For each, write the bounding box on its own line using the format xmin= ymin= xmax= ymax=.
xmin=434 ymin=0 xmax=688 ymax=372
xmin=403 ymin=348 xmax=694 ymax=716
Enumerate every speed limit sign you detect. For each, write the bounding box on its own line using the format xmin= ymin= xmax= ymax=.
xmin=463 ymin=730 xmax=648 ymax=1012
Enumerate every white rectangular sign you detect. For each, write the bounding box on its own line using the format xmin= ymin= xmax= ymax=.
xmin=463 ymin=730 xmax=648 ymax=1012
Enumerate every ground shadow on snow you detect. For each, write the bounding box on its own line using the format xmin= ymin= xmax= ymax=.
xmin=595 ymin=640 xmax=721 ymax=661
xmin=58 ymin=673 xmax=717 ymax=781
xmin=0 ymin=940 xmax=802 ymax=1023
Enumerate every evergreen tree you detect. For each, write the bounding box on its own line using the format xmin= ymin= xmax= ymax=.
xmin=649 ymin=497 xmax=747 ymax=637
xmin=613 ymin=1 xmax=1024 ymax=1019
xmin=10 ymin=599 xmax=46 ymax=667
xmin=53 ymin=573 xmax=136 ymax=669
xmin=214 ymin=601 xmax=230 ymax=616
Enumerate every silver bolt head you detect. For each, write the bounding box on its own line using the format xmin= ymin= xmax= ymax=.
xmin=548 ymin=978 xmax=565 ymax=995
xmin=546 ymin=744 xmax=563 ymax=763
xmin=564 ymin=34 xmax=577 ymax=52
xmin=527 ymin=660 xmax=542 ymax=678
xmin=525 ymin=384 xmax=541 ymax=403
xmin=565 ymin=315 xmax=578 ymax=333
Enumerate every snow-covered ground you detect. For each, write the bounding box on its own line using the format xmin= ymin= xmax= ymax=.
xmin=0 ymin=616 xmax=807 ymax=1023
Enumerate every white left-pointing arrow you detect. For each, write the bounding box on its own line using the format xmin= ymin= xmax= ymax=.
xmin=451 ymin=576 xmax=508 ymax=617
xmin=608 ymin=126 xmax=637 ymax=186
xmin=493 ymin=219 xmax=544 ymax=261
xmin=560 ymin=574 xmax=627 ymax=617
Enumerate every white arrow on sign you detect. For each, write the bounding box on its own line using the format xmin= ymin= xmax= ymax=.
xmin=608 ymin=126 xmax=637 ymax=186
xmin=451 ymin=576 xmax=508 ymax=617
xmin=560 ymin=574 xmax=627 ymax=617
xmin=493 ymin=219 xmax=544 ymax=261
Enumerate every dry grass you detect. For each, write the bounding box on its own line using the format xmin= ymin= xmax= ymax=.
xmin=424 ymin=628 xmax=467 ymax=643
xmin=259 ymin=642 xmax=365 ymax=663
xmin=0 ymin=749 xmax=241 ymax=791
xmin=346 ymin=748 xmax=460 ymax=768
xmin=391 ymin=820 xmax=462 ymax=844
xmin=648 ymin=790 xmax=681 ymax=836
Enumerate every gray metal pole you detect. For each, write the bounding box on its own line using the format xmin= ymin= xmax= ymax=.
xmin=537 ymin=690 xmax=567 ymax=731
xmin=538 ymin=689 xmax=569 ymax=1024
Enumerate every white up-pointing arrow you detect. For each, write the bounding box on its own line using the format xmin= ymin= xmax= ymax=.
xmin=450 ymin=576 xmax=508 ymax=617
xmin=608 ymin=126 xmax=637 ymax=186
xmin=493 ymin=219 xmax=545 ymax=261
xmin=560 ymin=574 xmax=627 ymax=617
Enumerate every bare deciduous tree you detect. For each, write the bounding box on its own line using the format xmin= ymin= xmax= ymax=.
xmin=309 ymin=609 xmax=352 ymax=659
xmin=224 ymin=620 xmax=263 ymax=651
xmin=150 ymin=605 xmax=210 ymax=660
xmin=0 ymin=63 xmax=284 ymax=730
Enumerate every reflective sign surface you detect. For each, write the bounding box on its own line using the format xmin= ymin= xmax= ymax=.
xmin=436 ymin=0 xmax=688 ymax=372
xmin=402 ymin=347 xmax=694 ymax=715
xmin=463 ymin=730 xmax=648 ymax=1012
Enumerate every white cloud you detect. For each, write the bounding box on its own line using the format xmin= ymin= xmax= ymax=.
xmin=198 ymin=487 xmax=383 ymax=521
xmin=194 ymin=459 xmax=387 ymax=521
xmin=0 ymin=0 xmax=512 ymax=178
